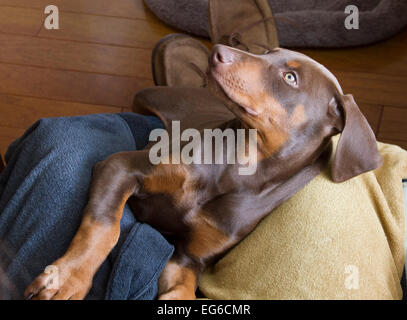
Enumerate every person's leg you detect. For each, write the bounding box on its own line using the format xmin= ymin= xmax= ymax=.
xmin=0 ymin=113 xmax=171 ymax=299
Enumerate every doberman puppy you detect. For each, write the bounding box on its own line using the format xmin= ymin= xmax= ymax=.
xmin=25 ymin=45 xmax=382 ymax=300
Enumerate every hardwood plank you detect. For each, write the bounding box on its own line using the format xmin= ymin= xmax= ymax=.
xmin=357 ymin=103 xmax=383 ymax=135
xmin=0 ymin=94 xmax=120 ymax=130
xmin=0 ymin=63 xmax=153 ymax=107
xmin=0 ymin=34 xmax=152 ymax=78
xmin=334 ymin=71 xmax=407 ymax=108
xmin=0 ymin=6 xmax=43 ymax=35
xmin=300 ymin=44 xmax=407 ymax=77
xmin=0 ymin=0 xmax=151 ymax=20
xmin=37 ymin=11 xmax=174 ymax=49
xmin=0 ymin=63 xmax=153 ymax=108
xmin=0 ymin=126 xmax=25 ymax=156
xmin=377 ymin=107 xmax=407 ymax=142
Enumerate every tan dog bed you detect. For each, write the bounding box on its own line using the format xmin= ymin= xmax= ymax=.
xmin=199 ymin=137 xmax=407 ymax=299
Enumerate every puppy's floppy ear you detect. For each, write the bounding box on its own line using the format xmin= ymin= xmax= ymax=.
xmin=330 ymin=94 xmax=382 ymax=183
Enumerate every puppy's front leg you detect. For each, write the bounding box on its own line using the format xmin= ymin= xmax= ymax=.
xmin=25 ymin=151 xmax=148 ymax=300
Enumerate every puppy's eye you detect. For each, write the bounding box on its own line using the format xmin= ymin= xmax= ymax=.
xmin=263 ymin=49 xmax=271 ymax=54
xmin=283 ymin=72 xmax=297 ymax=86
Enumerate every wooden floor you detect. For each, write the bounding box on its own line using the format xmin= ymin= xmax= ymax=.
xmin=0 ymin=0 xmax=406 ymax=157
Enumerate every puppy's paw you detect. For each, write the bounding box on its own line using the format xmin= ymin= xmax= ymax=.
xmin=158 ymin=286 xmax=196 ymax=300
xmin=25 ymin=262 xmax=92 ymax=300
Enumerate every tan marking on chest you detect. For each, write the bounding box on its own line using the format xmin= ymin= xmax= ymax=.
xmin=143 ymin=164 xmax=197 ymax=208
xmin=144 ymin=164 xmax=186 ymax=193
xmin=187 ymin=214 xmax=231 ymax=260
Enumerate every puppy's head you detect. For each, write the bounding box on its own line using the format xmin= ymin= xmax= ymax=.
xmin=208 ymin=45 xmax=382 ymax=182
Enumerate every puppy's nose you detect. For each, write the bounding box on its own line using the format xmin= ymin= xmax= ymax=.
xmin=211 ymin=45 xmax=234 ymax=65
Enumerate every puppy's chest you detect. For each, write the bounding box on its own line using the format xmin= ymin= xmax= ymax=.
xmin=128 ymin=166 xmax=202 ymax=234
xmin=127 ymin=192 xmax=190 ymax=235
xmin=127 ymin=163 xmax=259 ymax=236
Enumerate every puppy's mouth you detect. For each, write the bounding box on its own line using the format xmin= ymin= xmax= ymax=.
xmin=209 ymin=68 xmax=259 ymax=117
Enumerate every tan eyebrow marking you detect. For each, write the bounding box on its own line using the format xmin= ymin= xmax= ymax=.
xmin=302 ymin=56 xmax=343 ymax=94
xmin=286 ymin=60 xmax=301 ymax=69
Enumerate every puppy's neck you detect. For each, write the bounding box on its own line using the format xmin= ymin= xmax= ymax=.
xmin=222 ymin=117 xmax=287 ymax=162
xmin=221 ymin=117 xmax=332 ymax=182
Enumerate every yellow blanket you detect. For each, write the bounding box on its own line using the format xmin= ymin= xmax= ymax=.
xmin=199 ymin=138 xmax=407 ymax=299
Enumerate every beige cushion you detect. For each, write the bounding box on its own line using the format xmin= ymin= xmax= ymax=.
xmin=199 ymin=138 xmax=407 ymax=299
